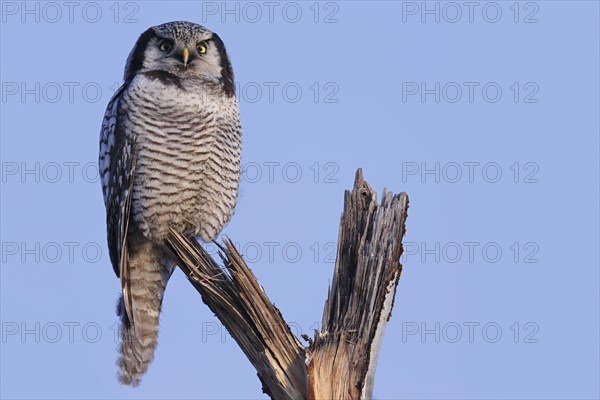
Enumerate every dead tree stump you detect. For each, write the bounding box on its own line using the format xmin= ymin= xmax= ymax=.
xmin=166 ymin=169 xmax=409 ymax=399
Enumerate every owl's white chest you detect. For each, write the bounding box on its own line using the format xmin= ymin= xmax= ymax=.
xmin=122 ymin=74 xmax=241 ymax=242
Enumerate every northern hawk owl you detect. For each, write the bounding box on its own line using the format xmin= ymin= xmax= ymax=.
xmin=99 ymin=21 xmax=241 ymax=386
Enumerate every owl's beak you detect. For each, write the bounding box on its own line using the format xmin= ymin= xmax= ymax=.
xmin=182 ymin=47 xmax=190 ymax=67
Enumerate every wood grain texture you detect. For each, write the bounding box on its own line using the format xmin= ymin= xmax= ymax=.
xmin=308 ymin=169 xmax=409 ymax=399
xmin=166 ymin=169 xmax=409 ymax=399
xmin=166 ymin=232 xmax=308 ymax=399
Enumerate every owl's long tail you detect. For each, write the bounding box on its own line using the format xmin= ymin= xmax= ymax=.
xmin=116 ymin=241 xmax=172 ymax=387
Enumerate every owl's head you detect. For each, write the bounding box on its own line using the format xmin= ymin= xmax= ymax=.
xmin=123 ymin=21 xmax=234 ymax=95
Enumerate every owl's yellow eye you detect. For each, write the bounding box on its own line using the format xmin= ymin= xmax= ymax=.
xmin=197 ymin=42 xmax=207 ymax=54
xmin=159 ymin=41 xmax=173 ymax=52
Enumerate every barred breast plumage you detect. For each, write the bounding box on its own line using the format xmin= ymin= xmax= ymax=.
xmin=122 ymin=73 xmax=241 ymax=241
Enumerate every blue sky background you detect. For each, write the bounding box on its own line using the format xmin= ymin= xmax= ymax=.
xmin=1 ymin=1 xmax=599 ymax=399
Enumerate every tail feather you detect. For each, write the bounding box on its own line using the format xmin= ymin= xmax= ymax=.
xmin=116 ymin=294 xmax=161 ymax=387
xmin=115 ymin=242 xmax=171 ymax=387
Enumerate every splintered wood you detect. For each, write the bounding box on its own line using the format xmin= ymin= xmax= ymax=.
xmin=166 ymin=169 xmax=409 ymax=399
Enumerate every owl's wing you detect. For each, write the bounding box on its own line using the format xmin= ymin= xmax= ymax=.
xmin=99 ymin=86 xmax=135 ymax=324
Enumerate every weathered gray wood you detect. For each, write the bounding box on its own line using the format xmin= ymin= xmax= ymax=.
xmin=166 ymin=169 xmax=409 ymax=399
xmin=166 ymin=232 xmax=308 ymax=399
xmin=308 ymin=169 xmax=408 ymax=399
